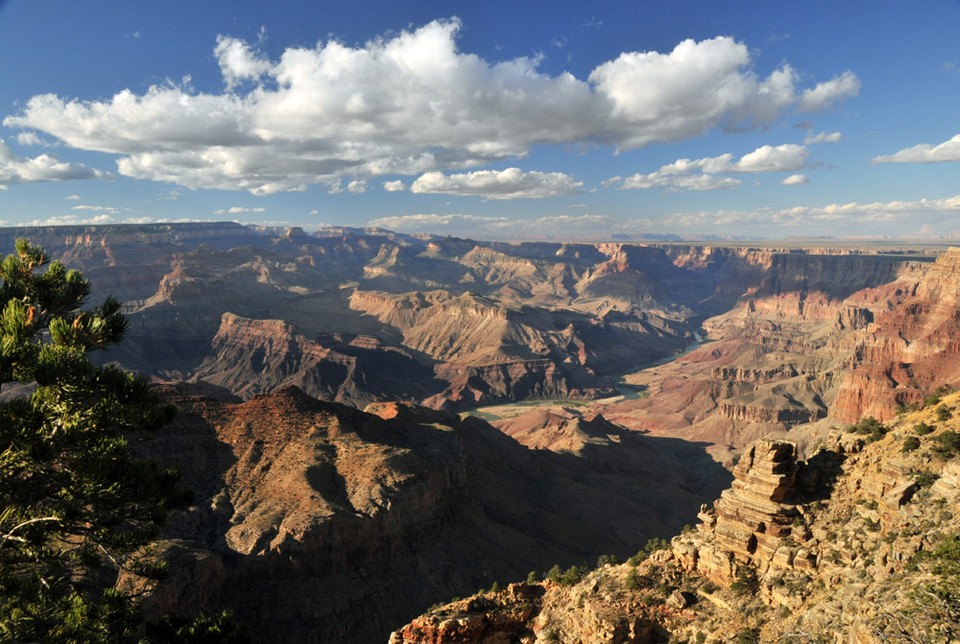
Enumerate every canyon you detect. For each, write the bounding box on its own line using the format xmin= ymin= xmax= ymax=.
xmin=5 ymin=222 xmax=960 ymax=641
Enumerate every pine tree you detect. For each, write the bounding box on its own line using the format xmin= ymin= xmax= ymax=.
xmin=0 ymin=239 xmax=185 ymax=642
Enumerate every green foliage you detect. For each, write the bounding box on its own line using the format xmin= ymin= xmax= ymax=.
xmin=915 ymin=421 xmax=935 ymax=435
xmin=846 ymin=416 xmax=888 ymax=442
xmin=543 ymin=563 xmax=584 ymax=586
xmin=596 ymin=553 xmax=619 ymax=567
xmin=731 ymin=567 xmax=760 ymax=596
xmin=897 ymin=534 xmax=960 ymax=640
xmin=624 ymin=568 xmax=642 ymax=591
xmin=0 ymin=240 xmax=186 ymax=642
xmin=526 ymin=570 xmax=538 ymax=584
xmin=735 ymin=627 xmax=761 ymax=644
xmin=488 ymin=581 xmax=500 ymax=593
xmin=924 ymin=392 xmax=943 ymax=408
xmin=902 ymin=435 xmax=921 ymax=453
xmin=931 ymin=534 xmax=960 ymax=576
xmin=545 ymin=564 xmax=562 ymax=583
xmin=914 ymin=470 xmax=941 ymax=488
xmin=936 ymin=405 xmax=954 ymax=422
xmin=899 ymin=401 xmax=921 ymax=414
xmin=932 ymin=430 xmax=960 ymax=458
xmin=559 ymin=565 xmax=585 ymax=586
xmin=627 ymin=537 xmax=670 ymax=567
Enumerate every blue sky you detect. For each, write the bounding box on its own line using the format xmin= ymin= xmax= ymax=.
xmin=1 ymin=0 xmax=959 ymax=240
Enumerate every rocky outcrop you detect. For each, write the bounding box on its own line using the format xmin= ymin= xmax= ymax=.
xmin=687 ymin=441 xmax=805 ymax=586
xmin=396 ymin=393 xmax=960 ymax=643
xmin=390 ymin=583 xmax=545 ymax=644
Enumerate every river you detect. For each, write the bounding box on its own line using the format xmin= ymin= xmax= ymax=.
xmin=464 ymin=331 xmax=705 ymax=421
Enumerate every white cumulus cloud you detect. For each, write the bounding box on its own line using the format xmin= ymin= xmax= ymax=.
xmin=608 ymin=143 xmax=808 ymax=192
xmin=3 ymin=20 xmax=858 ymax=195
xmin=798 ymin=71 xmax=860 ymax=111
xmin=383 ymin=180 xmax=405 ymax=192
xmin=411 ymin=167 xmax=583 ymax=199
xmin=873 ymin=133 xmax=960 ymax=163
xmin=347 ymin=179 xmax=367 ymax=193
xmin=782 ymin=174 xmax=809 ymax=185
xmin=0 ymin=139 xmax=109 ymax=188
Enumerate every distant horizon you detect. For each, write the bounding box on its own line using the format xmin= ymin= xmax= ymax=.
xmin=0 ymin=219 xmax=957 ymax=249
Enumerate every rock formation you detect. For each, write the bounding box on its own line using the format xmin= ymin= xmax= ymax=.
xmin=395 ymin=393 xmax=960 ymax=642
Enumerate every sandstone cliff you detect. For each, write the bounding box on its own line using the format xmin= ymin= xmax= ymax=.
xmin=834 ymin=247 xmax=960 ymax=422
xmin=585 ymin=250 xmax=930 ymax=457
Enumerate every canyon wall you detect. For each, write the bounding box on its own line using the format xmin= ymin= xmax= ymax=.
xmin=134 ymin=385 xmax=727 ymax=642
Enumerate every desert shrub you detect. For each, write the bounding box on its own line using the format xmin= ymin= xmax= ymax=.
xmin=597 ymin=553 xmax=619 ymax=567
xmin=627 ymin=551 xmax=646 ymax=566
xmin=735 ymin=627 xmax=761 ymax=643
xmin=902 ymin=436 xmax=921 ymax=452
xmin=545 ymin=564 xmax=562 ymax=583
xmin=629 ymin=537 xmax=670 ymax=566
xmin=933 ymin=430 xmax=960 ymax=458
xmin=145 ymin=611 xmax=252 ymax=643
xmin=559 ymin=565 xmax=585 ymax=586
xmin=924 ymin=392 xmax=943 ymax=407
xmin=899 ymin=401 xmax=921 ymax=414
xmin=731 ymin=567 xmax=760 ymax=596
xmin=915 ymin=470 xmax=941 ymax=488
xmin=932 ymin=535 xmax=960 ymax=575
xmin=937 ymin=405 xmax=954 ymax=422
xmin=848 ymin=416 xmax=888 ymax=442
xmin=916 ymin=421 xmax=936 ymax=435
